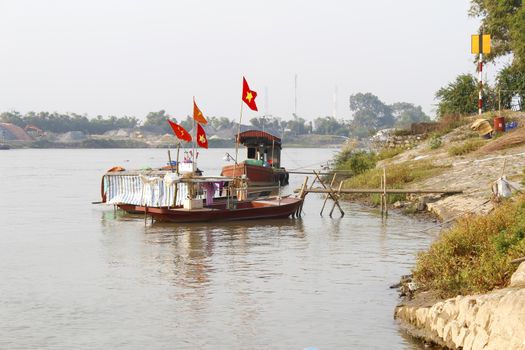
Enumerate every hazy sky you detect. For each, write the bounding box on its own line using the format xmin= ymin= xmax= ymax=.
xmin=0 ymin=0 xmax=490 ymax=121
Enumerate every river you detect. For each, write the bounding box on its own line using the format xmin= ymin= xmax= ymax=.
xmin=0 ymin=148 xmax=439 ymax=349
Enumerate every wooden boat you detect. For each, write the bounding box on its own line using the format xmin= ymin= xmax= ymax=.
xmin=221 ymin=130 xmax=289 ymax=187
xmin=101 ymin=168 xmax=304 ymax=222
xmin=120 ymin=196 xmax=303 ymax=223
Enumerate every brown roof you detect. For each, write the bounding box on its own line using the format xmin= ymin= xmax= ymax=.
xmin=237 ymin=130 xmax=281 ymax=145
xmin=0 ymin=123 xmax=33 ymax=141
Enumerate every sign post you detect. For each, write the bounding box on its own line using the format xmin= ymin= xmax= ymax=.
xmin=471 ymin=33 xmax=491 ymax=115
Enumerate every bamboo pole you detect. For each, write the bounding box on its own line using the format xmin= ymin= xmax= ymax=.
xmin=298 ymin=188 xmax=463 ymax=195
xmin=320 ymin=173 xmax=337 ymax=216
xmin=329 ymin=181 xmax=344 ymax=217
xmin=313 ymin=171 xmax=345 ymax=216
xmin=383 ymin=167 xmax=388 ymax=217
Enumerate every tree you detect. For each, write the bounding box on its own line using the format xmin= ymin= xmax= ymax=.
xmin=208 ymin=116 xmax=234 ymax=130
xmin=496 ymin=65 xmax=525 ymax=111
xmin=470 ymin=0 xmax=525 ymax=68
xmin=249 ymin=116 xmax=284 ymax=133
xmin=287 ymin=115 xmax=307 ymax=135
xmin=436 ymin=74 xmax=483 ymax=117
xmin=0 ymin=111 xmax=24 ymax=127
xmin=180 ymin=115 xmax=194 ymax=132
xmin=313 ymin=116 xmax=350 ymax=136
xmin=349 ymin=93 xmax=395 ymax=130
xmin=391 ymin=102 xmax=431 ymax=128
xmin=143 ymin=110 xmax=172 ymax=134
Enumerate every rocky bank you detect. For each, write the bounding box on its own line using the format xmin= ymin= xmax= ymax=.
xmin=395 ymin=262 xmax=525 ymax=350
xmin=378 ymin=113 xmax=525 ymax=349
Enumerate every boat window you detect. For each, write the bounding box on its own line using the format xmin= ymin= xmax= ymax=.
xmin=247 ymin=147 xmax=256 ymax=159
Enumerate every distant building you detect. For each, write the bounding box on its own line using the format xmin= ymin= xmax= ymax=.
xmin=0 ymin=123 xmax=33 ymax=141
xmin=24 ymin=124 xmax=46 ymax=138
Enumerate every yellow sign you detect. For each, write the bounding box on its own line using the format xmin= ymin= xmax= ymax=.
xmin=471 ymin=34 xmax=491 ymax=54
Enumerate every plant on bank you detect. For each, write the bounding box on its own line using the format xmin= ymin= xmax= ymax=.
xmin=448 ymin=139 xmax=486 ymax=156
xmin=428 ymin=135 xmax=442 ymax=150
xmin=413 ymin=195 xmax=525 ymax=298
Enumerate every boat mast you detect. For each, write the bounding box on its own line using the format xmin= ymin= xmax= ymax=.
xmin=294 ymin=74 xmax=298 ymax=117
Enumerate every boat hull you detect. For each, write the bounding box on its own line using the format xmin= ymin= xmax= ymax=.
xmin=118 ymin=197 xmax=302 ymax=223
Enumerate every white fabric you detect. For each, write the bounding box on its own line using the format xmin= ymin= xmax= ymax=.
xmin=163 ymin=173 xmax=180 ymax=186
xmin=106 ymin=174 xmax=182 ymax=206
xmin=492 ymin=176 xmax=513 ymax=198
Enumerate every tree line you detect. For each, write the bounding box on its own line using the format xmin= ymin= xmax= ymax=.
xmin=435 ymin=1 xmax=525 ymax=117
xmin=0 ymin=95 xmax=430 ymax=139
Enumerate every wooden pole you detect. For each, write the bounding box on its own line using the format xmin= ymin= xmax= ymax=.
xmin=176 ymin=141 xmax=181 ymax=175
xmin=313 ymin=171 xmax=345 ymax=216
xmin=234 ymin=99 xmax=244 ymax=172
xmin=298 ymin=188 xmax=463 ymax=194
xmin=380 ymin=171 xmax=384 ymax=216
xmin=320 ymin=173 xmax=337 ymax=216
xmin=383 ymin=168 xmax=388 ymax=216
xmin=329 ymin=181 xmax=344 ymax=217
xmin=297 ymin=176 xmax=308 ymax=217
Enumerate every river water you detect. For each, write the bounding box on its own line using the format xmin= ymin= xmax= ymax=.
xmin=0 ymin=148 xmax=439 ymax=349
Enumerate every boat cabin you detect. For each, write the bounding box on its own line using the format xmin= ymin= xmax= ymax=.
xmin=237 ymin=130 xmax=282 ymax=168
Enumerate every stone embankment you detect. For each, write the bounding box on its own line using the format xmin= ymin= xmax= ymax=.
xmin=395 ymin=262 xmax=525 ymax=350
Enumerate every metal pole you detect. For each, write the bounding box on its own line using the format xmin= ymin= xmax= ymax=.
xmin=479 ymin=52 xmax=483 ymax=115
xmin=478 ymin=33 xmax=483 ymax=115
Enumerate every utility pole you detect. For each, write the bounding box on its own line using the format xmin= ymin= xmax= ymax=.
xmin=471 ymin=32 xmax=491 ymax=115
xmin=294 ymin=74 xmax=298 ymax=117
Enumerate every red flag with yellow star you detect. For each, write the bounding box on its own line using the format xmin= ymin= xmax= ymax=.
xmin=242 ymin=77 xmax=258 ymax=111
xmin=167 ymin=119 xmax=192 ymax=142
xmin=193 ymin=97 xmax=208 ymax=124
xmin=196 ymin=123 xmax=208 ymax=149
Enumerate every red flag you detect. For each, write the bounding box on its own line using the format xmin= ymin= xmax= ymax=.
xmin=193 ymin=97 xmax=208 ymax=124
xmin=242 ymin=76 xmax=258 ymax=111
xmin=167 ymin=119 xmax=192 ymax=142
xmin=196 ymin=123 xmax=208 ymax=149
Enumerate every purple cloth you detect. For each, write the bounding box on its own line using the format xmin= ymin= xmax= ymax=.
xmin=202 ymin=182 xmax=217 ymax=205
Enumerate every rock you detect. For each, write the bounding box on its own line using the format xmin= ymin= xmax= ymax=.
xmin=393 ymin=201 xmax=404 ymax=209
xmin=396 ymin=287 xmax=525 ymax=350
xmin=510 ymin=261 xmax=525 ymax=288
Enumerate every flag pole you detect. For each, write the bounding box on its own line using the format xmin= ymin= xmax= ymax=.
xmin=192 ymin=119 xmax=197 ymax=168
xmin=176 ymin=141 xmax=181 ymax=175
xmin=235 ymin=100 xmax=244 ymax=169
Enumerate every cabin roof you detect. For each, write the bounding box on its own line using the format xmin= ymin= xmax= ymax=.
xmin=237 ymin=130 xmax=281 ymax=145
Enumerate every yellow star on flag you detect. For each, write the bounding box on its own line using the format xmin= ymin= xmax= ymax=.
xmin=245 ymin=91 xmax=253 ymax=103
xmin=199 ymin=134 xmax=206 ymax=143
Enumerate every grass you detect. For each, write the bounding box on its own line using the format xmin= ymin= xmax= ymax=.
xmin=448 ymin=138 xmax=486 ymax=156
xmin=341 ymin=160 xmax=449 ymax=204
xmin=413 ymin=195 xmax=525 ymax=298
xmin=377 ymin=147 xmax=404 ymax=161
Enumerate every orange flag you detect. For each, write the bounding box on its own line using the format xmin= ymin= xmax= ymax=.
xmin=196 ymin=123 xmax=208 ymax=149
xmin=167 ymin=119 xmax=192 ymax=142
xmin=193 ymin=97 xmax=208 ymax=124
xmin=242 ymin=77 xmax=258 ymax=111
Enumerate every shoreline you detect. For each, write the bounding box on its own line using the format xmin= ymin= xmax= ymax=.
xmin=331 ymin=117 xmax=525 ymax=349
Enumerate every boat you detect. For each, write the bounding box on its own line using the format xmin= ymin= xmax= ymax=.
xmin=101 ymin=166 xmax=304 ymax=223
xmin=120 ymin=196 xmax=302 ymax=223
xmin=0 ymin=144 xmax=10 ymax=150
xmin=221 ymin=130 xmax=289 ymax=188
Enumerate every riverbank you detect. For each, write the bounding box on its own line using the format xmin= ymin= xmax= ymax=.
xmin=2 ymin=133 xmax=349 ymax=149
xmin=334 ymin=111 xmax=525 ymax=349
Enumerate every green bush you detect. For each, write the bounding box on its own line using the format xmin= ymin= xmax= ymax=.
xmin=448 ymin=139 xmax=486 ymax=156
xmin=336 ymin=151 xmax=376 ymax=175
xmin=413 ymin=196 xmax=525 ymax=298
xmin=429 ymin=135 xmax=442 ymax=149
xmin=377 ymin=148 xmax=404 ymax=160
